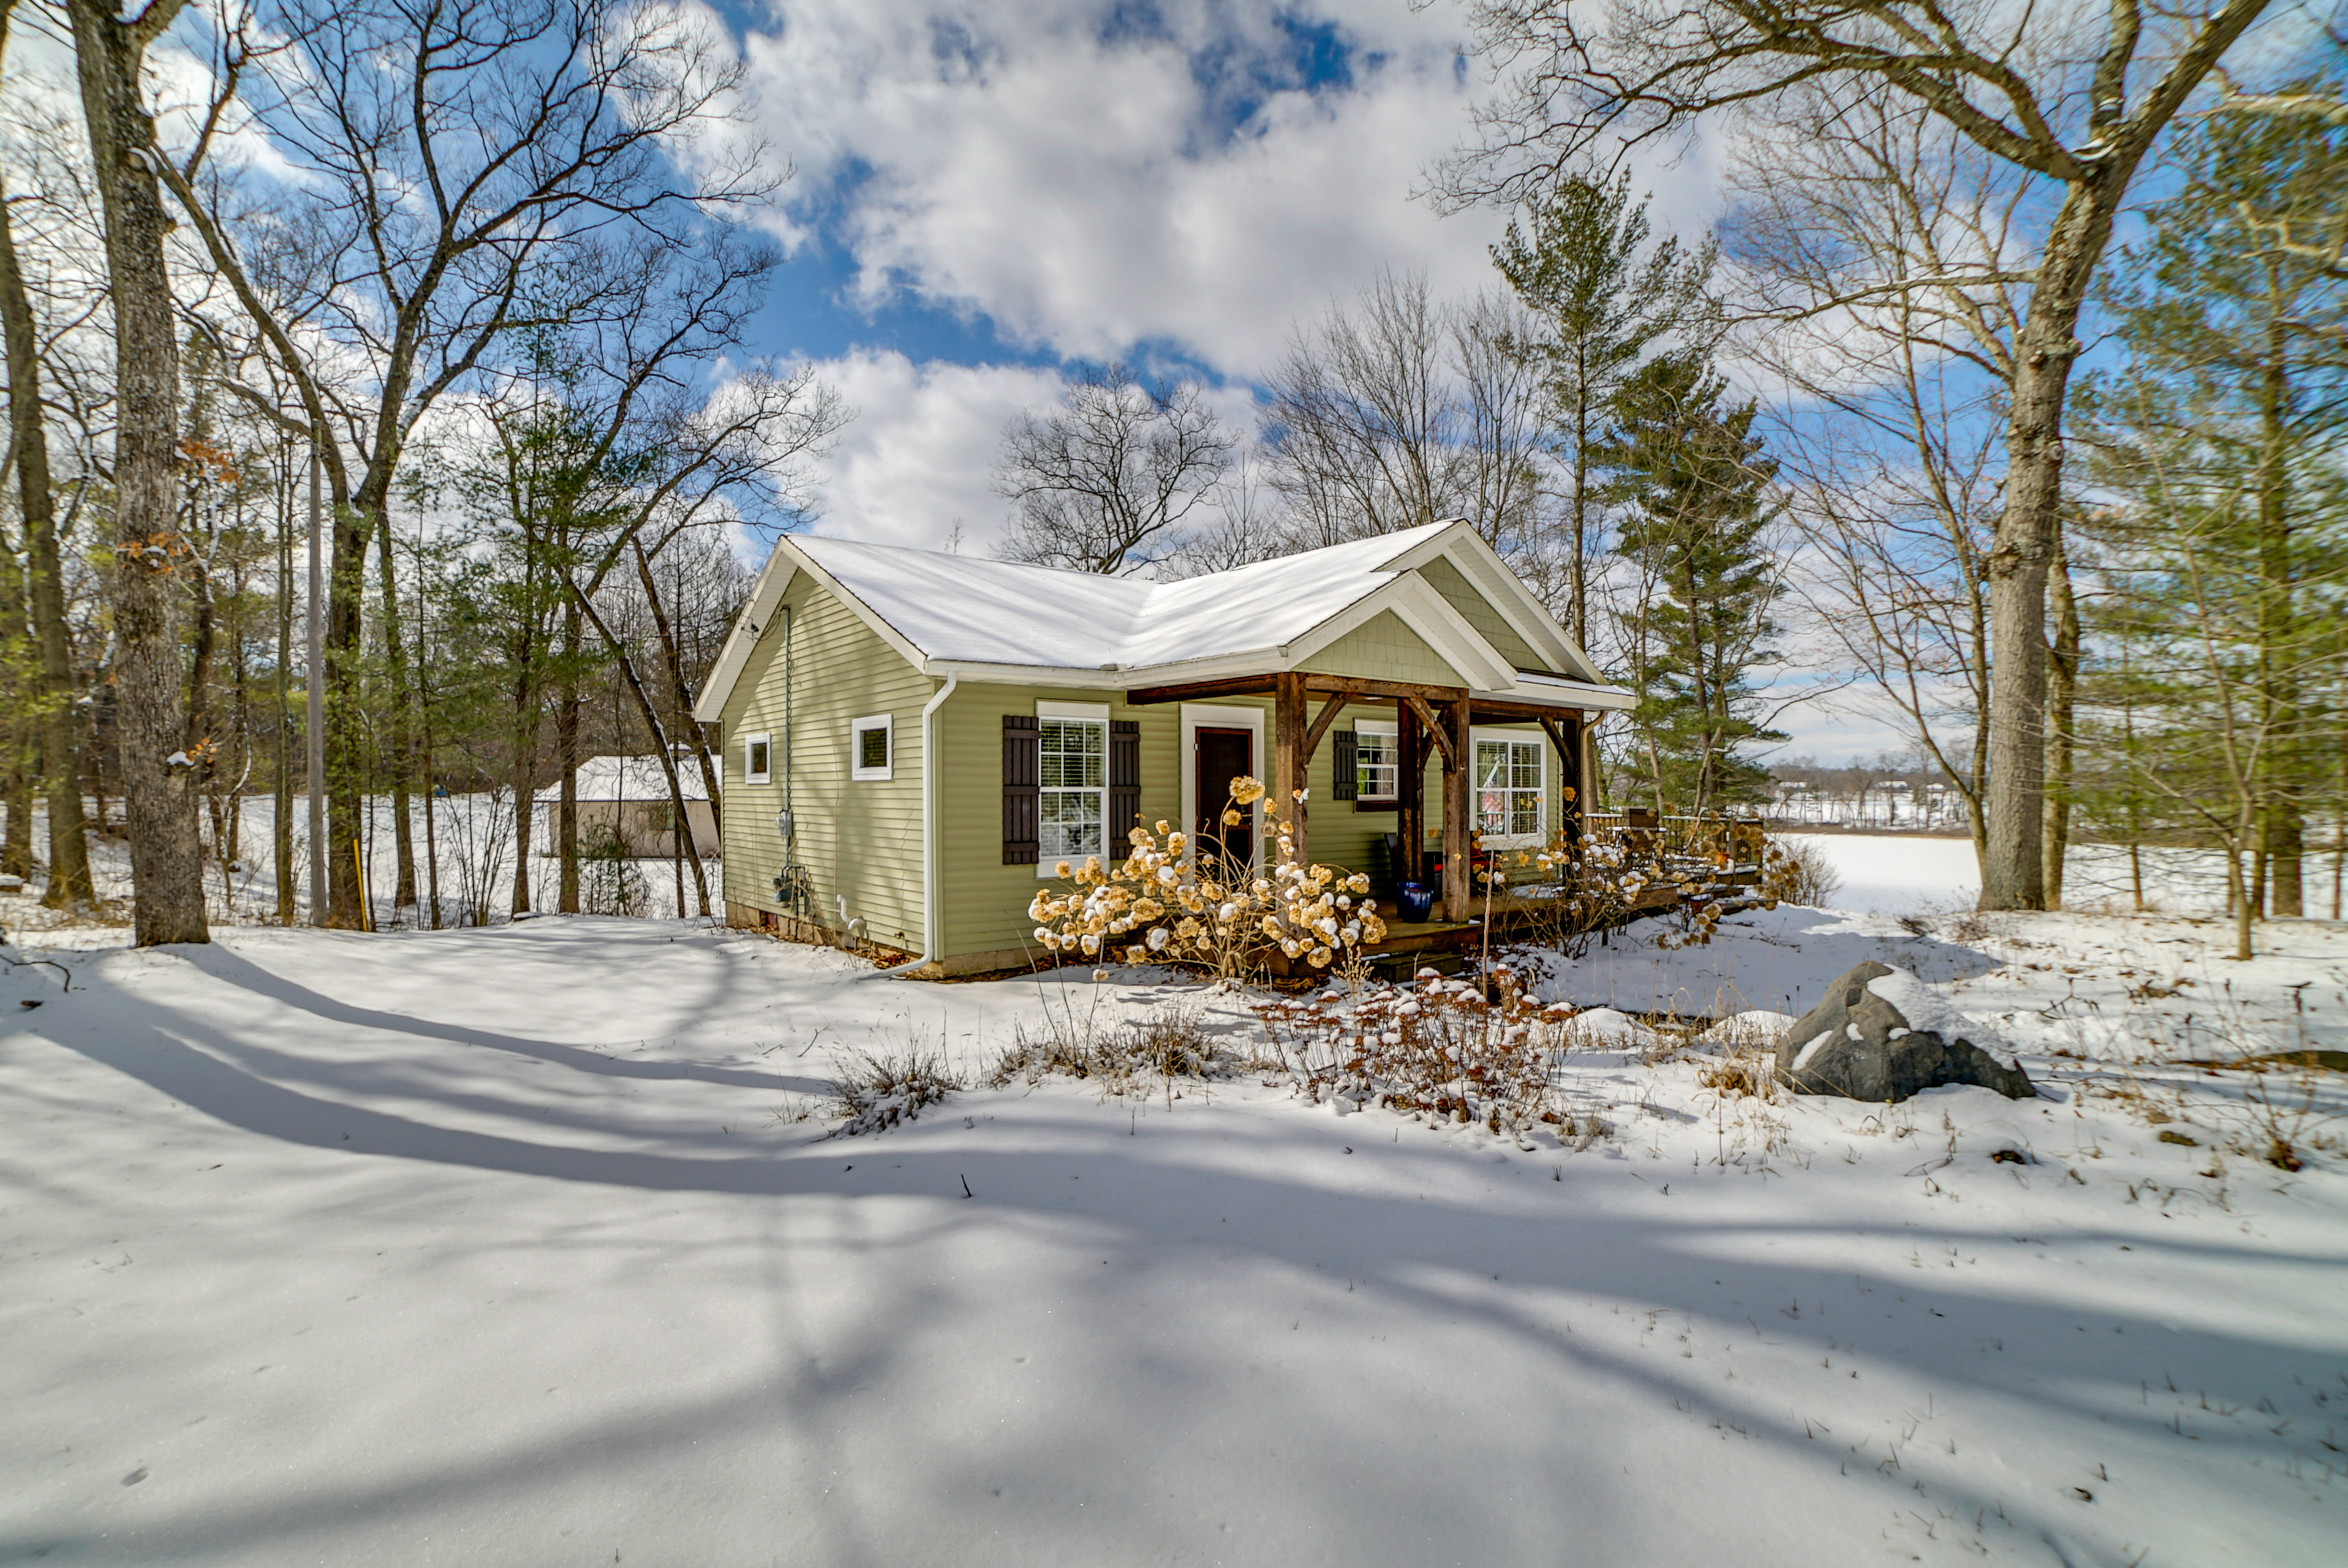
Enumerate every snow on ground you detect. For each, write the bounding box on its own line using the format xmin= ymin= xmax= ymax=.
xmin=1778 ymin=830 xmax=2303 ymax=919
xmin=4 ymin=891 xmax=2347 ymax=1563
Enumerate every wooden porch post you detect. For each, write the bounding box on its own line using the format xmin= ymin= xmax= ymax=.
xmin=1395 ymin=696 xmax=1422 ymax=889
xmin=1274 ymin=671 xmax=1307 ymax=865
xmin=1443 ymin=697 xmax=1473 ymax=921
xmin=1538 ymin=713 xmax=1584 ymax=853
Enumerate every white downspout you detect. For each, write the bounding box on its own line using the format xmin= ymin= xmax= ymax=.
xmin=864 ymin=672 xmax=957 ymax=979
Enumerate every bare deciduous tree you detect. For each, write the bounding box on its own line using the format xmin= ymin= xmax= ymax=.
xmin=994 ymin=364 xmax=1233 ymax=575
xmin=1448 ymin=0 xmax=2282 ymax=910
xmin=1259 ymin=272 xmax=1546 ymax=559
xmin=1725 ymin=93 xmax=2032 ymax=876
xmin=67 ymin=0 xmax=209 ymax=943
xmin=0 ymin=0 xmax=95 ymax=908
xmin=161 ymin=0 xmax=770 ymax=925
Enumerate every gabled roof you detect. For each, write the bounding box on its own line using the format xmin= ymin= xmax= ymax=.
xmin=693 ymin=519 xmax=1631 ymax=722
xmin=532 ymin=755 xmax=711 ymax=804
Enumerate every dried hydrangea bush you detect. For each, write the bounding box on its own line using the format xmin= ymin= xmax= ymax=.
xmin=1027 ymin=776 xmax=1388 ymax=979
xmin=1255 ymin=968 xmax=1577 ymax=1138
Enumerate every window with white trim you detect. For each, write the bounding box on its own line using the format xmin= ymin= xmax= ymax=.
xmin=1038 ymin=713 xmax=1107 ymax=864
xmin=850 ymin=715 xmax=893 ymax=781
xmin=1474 ymin=733 xmax=1544 ymax=846
xmin=1354 ymin=719 xmax=1398 ymax=802
xmin=742 ymin=731 xmax=772 ymax=786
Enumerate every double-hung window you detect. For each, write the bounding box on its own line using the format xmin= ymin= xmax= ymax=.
xmin=1474 ymin=734 xmax=1544 ymax=846
xmin=1354 ymin=720 xmax=1399 ymax=803
xmin=1038 ymin=707 xmax=1108 ymax=864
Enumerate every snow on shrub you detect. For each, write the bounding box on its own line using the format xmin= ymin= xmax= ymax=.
xmin=1027 ymin=776 xmax=1387 ymax=980
xmin=823 ymin=1046 xmax=961 ymax=1137
xmin=1254 ymin=968 xmax=1586 ymax=1140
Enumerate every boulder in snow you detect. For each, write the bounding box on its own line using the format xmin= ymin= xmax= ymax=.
xmin=1773 ymin=962 xmax=2031 ymax=1102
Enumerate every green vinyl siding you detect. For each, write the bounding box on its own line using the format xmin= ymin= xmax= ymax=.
xmin=718 ymin=573 xmax=930 ymax=952
xmin=935 ymin=684 xmax=1182 ymax=959
xmin=1417 ymin=555 xmax=1554 ymax=675
xmin=715 ymin=555 xmax=1578 ymax=968
xmin=1299 ymin=611 xmax=1464 ymax=688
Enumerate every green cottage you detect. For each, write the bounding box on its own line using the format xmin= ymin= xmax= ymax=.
xmin=692 ymin=519 xmax=1634 ymax=976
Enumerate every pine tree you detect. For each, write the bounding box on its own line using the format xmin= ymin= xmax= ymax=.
xmin=2079 ymin=98 xmax=2348 ymax=929
xmin=1600 ymin=353 xmax=1787 ymax=816
xmin=1491 ymin=172 xmax=1712 ymax=651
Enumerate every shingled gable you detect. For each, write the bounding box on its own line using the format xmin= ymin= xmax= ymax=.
xmin=693 ymin=519 xmax=1627 ymax=722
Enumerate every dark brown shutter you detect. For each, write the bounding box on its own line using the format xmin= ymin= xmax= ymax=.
xmin=1002 ymin=715 xmax=1039 ymax=864
xmin=1109 ymin=719 xmax=1141 ymax=848
xmin=1332 ymin=729 xmax=1358 ymax=801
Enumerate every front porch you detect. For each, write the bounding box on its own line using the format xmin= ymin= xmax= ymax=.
xmin=1126 ymin=670 xmax=1601 ymax=924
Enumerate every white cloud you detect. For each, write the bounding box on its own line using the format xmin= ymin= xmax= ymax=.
xmin=739 ymin=1 xmax=1536 ymax=378
xmin=800 ymin=349 xmax=1070 ymax=551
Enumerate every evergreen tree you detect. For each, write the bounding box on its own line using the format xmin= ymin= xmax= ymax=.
xmin=1600 ymin=353 xmax=1787 ymax=815
xmin=1491 ymin=172 xmax=1713 ymax=650
xmin=2077 ymin=97 xmax=2348 ymax=925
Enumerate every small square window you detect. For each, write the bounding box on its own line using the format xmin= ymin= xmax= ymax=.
xmin=742 ymin=732 xmax=772 ymax=786
xmin=851 ymin=715 xmax=893 ymax=782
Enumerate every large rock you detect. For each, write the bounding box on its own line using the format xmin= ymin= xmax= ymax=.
xmin=1773 ymin=962 xmax=2032 ymax=1102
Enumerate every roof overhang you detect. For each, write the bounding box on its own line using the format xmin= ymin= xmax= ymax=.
xmin=1376 ymin=521 xmax=1606 ymax=683
xmin=693 ymin=520 xmax=1627 ymax=724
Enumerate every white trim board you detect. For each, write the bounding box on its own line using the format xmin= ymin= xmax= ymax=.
xmin=1180 ymin=704 xmax=1265 ymax=875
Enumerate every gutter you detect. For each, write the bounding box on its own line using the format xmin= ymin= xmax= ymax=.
xmin=863 ymin=672 xmax=958 ymax=979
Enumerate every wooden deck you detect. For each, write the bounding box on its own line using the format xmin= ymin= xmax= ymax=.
xmin=1308 ymin=882 xmax=1683 ymax=980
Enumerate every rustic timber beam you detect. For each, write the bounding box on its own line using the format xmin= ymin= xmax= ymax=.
xmin=1128 ymin=671 xmax=1475 ymax=708
xmin=1123 ymin=674 xmax=1278 ymax=706
xmin=1470 ymin=699 xmax=1593 ymax=724
xmin=1403 ymin=695 xmax=1456 ymax=769
xmin=1396 ymin=697 xmax=1424 ymax=889
xmin=1272 ymin=673 xmax=1307 ymax=863
xmin=1443 ymin=696 xmax=1473 ymax=921
xmin=1539 ymin=713 xmax=1584 ymax=850
xmin=1302 ymin=673 xmax=1471 ymax=704
xmin=1535 ymin=714 xmax=1574 ymax=764
xmin=1302 ymin=690 xmax=1348 ymax=764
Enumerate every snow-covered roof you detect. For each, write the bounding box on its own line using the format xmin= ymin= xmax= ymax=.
xmin=788 ymin=524 xmax=1455 ymax=671
xmin=695 ymin=518 xmax=1634 ymax=722
xmin=533 ymin=755 xmax=711 ymax=805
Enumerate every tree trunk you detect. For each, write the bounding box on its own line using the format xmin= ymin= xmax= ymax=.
xmin=2256 ymin=284 xmax=2303 ymax=918
xmin=564 ymin=549 xmax=711 ymax=916
xmin=0 ymin=71 xmax=94 ymax=910
xmin=320 ymin=483 xmax=370 ymax=925
xmin=373 ymin=501 xmax=417 ymax=913
xmin=67 ymin=0 xmax=207 ymax=944
xmin=510 ymin=660 xmax=536 ymax=916
xmin=1 ymin=731 xmax=31 ymax=881
xmin=556 ymin=597 xmax=581 ymax=914
xmin=2040 ymin=529 xmax=2079 ymax=907
xmin=1982 ymin=175 xmax=2129 ymax=911
xmin=632 ymin=541 xmax=712 ymax=911
xmin=273 ymin=451 xmax=295 ymax=923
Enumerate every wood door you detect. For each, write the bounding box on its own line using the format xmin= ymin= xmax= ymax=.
xmin=1194 ymin=727 xmax=1254 ymax=872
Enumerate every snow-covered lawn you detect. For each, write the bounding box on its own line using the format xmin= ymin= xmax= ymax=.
xmin=3 ymin=906 xmax=2344 ymax=1566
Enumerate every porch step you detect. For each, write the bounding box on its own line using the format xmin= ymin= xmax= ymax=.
xmin=1369 ymin=949 xmax=1463 ymax=982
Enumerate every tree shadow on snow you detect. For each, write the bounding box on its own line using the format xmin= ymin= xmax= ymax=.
xmin=5 ymin=947 xmax=2333 ymax=1567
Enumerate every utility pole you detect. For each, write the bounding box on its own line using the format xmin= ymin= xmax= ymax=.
xmin=306 ymin=447 xmax=327 ymax=924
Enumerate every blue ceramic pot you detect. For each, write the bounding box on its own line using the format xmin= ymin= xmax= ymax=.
xmin=1397 ymin=881 xmax=1434 ymax=922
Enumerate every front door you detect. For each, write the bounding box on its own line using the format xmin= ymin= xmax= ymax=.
xmin=1194 ymin=727 xmax=1254 ymax=872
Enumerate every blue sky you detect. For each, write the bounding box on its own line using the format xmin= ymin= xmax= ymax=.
xmin=700 ymin=2 xmax=1542 ymax=549
xmin=693 ymin=1 xmax=1896 ymax=754
xmin=725 ymin=3 xmax=1427 ymax=377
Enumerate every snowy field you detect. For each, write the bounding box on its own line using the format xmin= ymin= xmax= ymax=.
xmin=4 ymin=894 xmax=2346 ymax=1566
xmin=1777 ymin=831 xmax=2297 ymax=919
